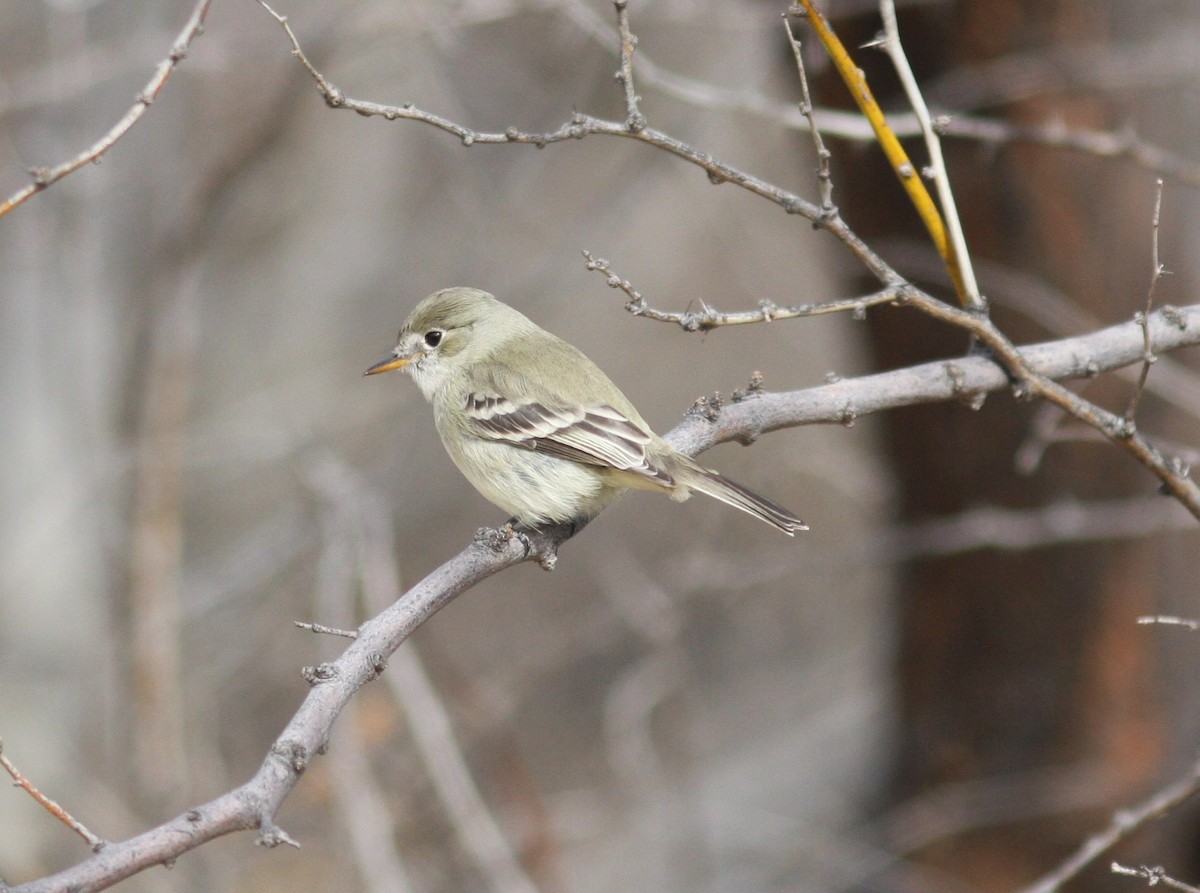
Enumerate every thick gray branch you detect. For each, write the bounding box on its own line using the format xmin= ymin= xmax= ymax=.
xmin=11 ymin=303 xmax=1199 ymax=893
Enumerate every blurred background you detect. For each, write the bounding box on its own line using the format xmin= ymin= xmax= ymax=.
xmin=0 ymin=1 xmax=1198 ymax=891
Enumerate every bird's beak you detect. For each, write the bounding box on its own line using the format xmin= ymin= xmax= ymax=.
xmin=364 ymin=353 xmax=412 ymax=376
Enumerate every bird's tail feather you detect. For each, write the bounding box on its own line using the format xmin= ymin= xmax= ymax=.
xmin=689 ymin=468 xmax=806 ymax=536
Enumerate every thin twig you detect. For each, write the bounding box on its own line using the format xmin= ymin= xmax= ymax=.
xmin=556 ymin=0 xmax=1200 ymax=187
xmin=260 ymin=0 xmax=1200 ymax=515
xmin=11 ymin=300 xmax=1200 ymax=892
xmin=782 ymin=18 xmax=835 ymax=216
xmin=1021 ymin=752 xmax=1200 ymax=893
xmin=0 ymin=0 xmax=213 ymax=220
xmin=582 ymin=250 xmax=899 ymax=329
xmin=1126 ymin=178 xmax=1166 ymax=421
xmin=882 ymin=494 xmax=1197 ymax=560
xmin=253 ymin=0 xmax=898 ymax=285
xmin=307 ymin=460 xmax=414 ymax=893
xmin=790 ymin=0 xmax=966 ymax=303
xmin=879 ymin=0 xmax=982 ymax=310
xmin=0 ymin=738 xmax=105 ymax=851
xmin=612 ymin=0 xmax=644 ymax=132
xmin=1112 ymin=862 xmax=1200 ymax=893
xmin=294 ymin=621 xmax=359 ymax=639
xmin=1137 ymin=615 xmax=1200 ymax=631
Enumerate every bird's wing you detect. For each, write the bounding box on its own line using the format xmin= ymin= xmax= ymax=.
xmin=464 ymin=393 xmax=676 ymax=487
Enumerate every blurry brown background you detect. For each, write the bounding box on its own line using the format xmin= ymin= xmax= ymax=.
xmin=1 ymin=1 xmax=1198 ymax=892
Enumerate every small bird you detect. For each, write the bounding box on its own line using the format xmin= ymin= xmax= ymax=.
xmin=365 ymin=288 xmax=805 ymax=535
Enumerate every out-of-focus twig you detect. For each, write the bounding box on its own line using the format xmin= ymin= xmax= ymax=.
xmin=306 ymin=457 xmax=544 ymax=893
xmin=1137 ymin=615 xmax=1200 ymax=631
xmin=0 ymin=0 xmax=213 ymax=220
xmin=881 ymin=495 xmax=1196 ymax=560
xmin=308 ymin=462 xmax=413 ymax=893
xmin=1021 ymin=751 xmax=1200 ymax=893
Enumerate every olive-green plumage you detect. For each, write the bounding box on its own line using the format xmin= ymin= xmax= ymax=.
xmin=366 ymin=288 xmax=804 ymax=534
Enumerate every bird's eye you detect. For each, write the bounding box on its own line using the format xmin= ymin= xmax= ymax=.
xmin=424 ymin=330 xmax=443 ymax=348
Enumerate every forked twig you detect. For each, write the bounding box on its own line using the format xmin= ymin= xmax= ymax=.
xmin=879 ymin=0 xmax=982 ymax=310
xmin=790 ymin=0 xmax=968 ymax=304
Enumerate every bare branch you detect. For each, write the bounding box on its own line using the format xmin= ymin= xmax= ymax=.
xmin=791 ymin=0 xmax=967 ymax=303
xmin=1126 ymin=179 xmax=1167 ymax=420
xmin=1112 ymin=862 xmax=1200 ymax=893
xmin=10 ymin=296 xmax=1200 ymax=892
xmin=612 ymin=0 xmax=645 ymax=132
xmin=881 ymin=494 xmax=1196 ymax=560
xmin=255 ymin=0 xmax=1200 ymax=512
xmin=1137 ymin=615 xmax=1200 ymax=631
xmin=879 ymin=0 xmax=982 ymax=310
xmin=0 ymin=738 xmax=104 ymax=852
xmin=307 ymin=457 xmax=543 ymax=893
xmin=253 ymin=0 xmax=900 ymax=284
xmin=294 ymin=621 xmax=358 ymax=639
xmin=0 ymin=0 xmax=213 ymax=220
xmin=557 ymin=0 xmax=1200 ymax=187
xmin=782 ymin=18 xmax=835 ymax=216
xmin=1022 ymin=752 xmax=1200 ymax=893
xmin=581 ymin=251 xmax=899 ymax=330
